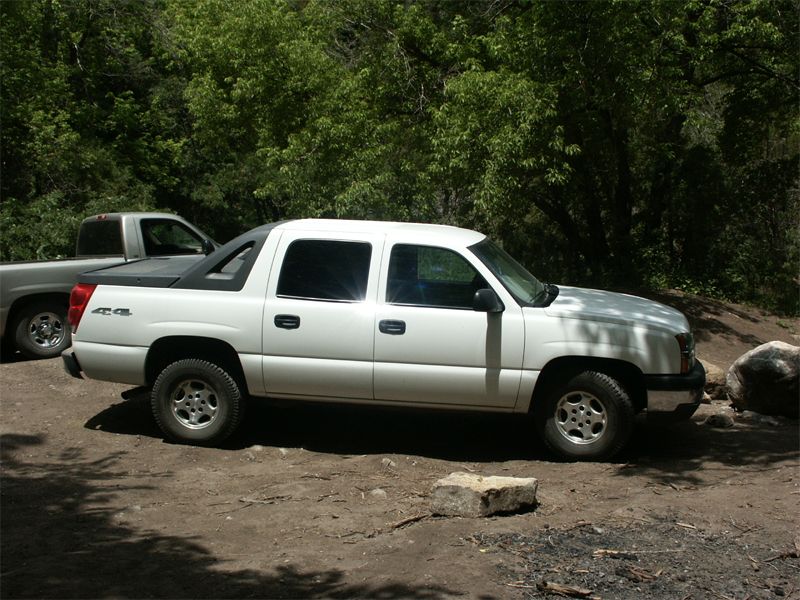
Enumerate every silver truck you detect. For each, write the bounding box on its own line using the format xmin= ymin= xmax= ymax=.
xmin=1 ymin=212 xmax=215 ymax=359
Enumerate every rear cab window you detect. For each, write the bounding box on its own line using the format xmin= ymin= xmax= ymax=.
xmin=76 ymin=220 xmax=124 ymax=256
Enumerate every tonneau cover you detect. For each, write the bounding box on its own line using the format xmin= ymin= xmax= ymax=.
xmin=78 ymin=256 xmax=202 ymax=288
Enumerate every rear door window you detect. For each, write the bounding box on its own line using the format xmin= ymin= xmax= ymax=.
xmin=277 ymin=240 xmax=372 ymax=302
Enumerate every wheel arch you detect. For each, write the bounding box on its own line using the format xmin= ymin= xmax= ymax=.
xmin=145 ymin=336 xmax=248 ymax=394
xmin=6 ymin=292 xmax=71 ymax=330
xmin=531 ymin=356 xmax=647 ymax=413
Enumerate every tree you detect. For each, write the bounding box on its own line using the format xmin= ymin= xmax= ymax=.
xmin=2 ymin=0 xmax=796 ymax=311
xmin=1 ymin=0 xmax=177 ymax=259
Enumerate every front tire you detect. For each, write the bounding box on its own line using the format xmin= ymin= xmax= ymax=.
xmin=13 ymin=301 xmax=71 ymax=360
xmin=151 ymin=359 xmax=244 ymax=445
xmin=536 ymin=370 xmax=634 ymax=461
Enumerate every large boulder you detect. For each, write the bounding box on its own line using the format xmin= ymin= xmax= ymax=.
xmin=726 ymin=341 xmax=800 ymax=418
xmin=430 ymin=472 xmax=538 ymax=517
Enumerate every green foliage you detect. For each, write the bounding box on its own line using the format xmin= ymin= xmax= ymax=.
xmin=1 ymin=0 xmax=171 ymax=259
xmin=0 ymin=192 xmax=154 ymax=261
xmin=1 ymin=0 xmax=797 ymax=312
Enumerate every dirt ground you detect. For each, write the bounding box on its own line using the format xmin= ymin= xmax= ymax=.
xmin=1 ymin=290 xmax=798 ymax=599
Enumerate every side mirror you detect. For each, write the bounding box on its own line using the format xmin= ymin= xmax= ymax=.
xmin=201 ymin=239 xmax=216 ymax=255
xmin=473 ymin=288 xmax=504 ymax=313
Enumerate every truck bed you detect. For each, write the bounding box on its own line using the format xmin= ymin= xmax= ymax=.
xmin=78 ymin=256 xmax=205 ymax=288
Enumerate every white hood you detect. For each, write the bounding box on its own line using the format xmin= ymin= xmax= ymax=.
xmin=543 ymin=286 xmax=690 ymax=334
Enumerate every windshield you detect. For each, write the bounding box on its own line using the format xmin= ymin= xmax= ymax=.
xmin=469 ymin=239 xmax=545 ymax=306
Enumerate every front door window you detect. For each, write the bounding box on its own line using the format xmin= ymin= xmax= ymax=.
xmin=387 ymin=244 xmax=487 ymax=309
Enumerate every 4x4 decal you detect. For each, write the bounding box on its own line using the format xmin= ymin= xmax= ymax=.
xmin=91 ymin=307 xmax=132 ymax=316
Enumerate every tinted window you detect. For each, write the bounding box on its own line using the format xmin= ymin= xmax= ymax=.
xmin=277 ymin=240 xmax=372 ymax=302
xmin=219 ymin=244 xmax=253 ymax=275
xmin=387 ymin=245 xmax=487 ymax=309
xmin=76 ymin=220 xmax=124 ymax=256
xmin=141 ymin=219 xmax=204 ymax=256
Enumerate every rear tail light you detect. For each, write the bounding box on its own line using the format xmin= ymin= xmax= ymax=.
xmin=68 ymin=283 xmax=97 ymax=332
xmin=675 ymin=332 xmax=695 ymax=374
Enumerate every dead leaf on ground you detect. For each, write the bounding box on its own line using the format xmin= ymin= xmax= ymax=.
xmin=615 ymin=565 xmax=660 ymax=583
xmin=537 ymin=580 xmax=598 ymax=598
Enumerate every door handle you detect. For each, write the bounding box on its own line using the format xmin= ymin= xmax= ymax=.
xmin=274 ymin=314 xmax=300 ymax=330
xmin=379 ymin=319 xmax=406 ymax=335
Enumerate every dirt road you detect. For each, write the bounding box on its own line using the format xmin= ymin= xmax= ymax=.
xmin=1 ymin=292 xmax=798 ymax=599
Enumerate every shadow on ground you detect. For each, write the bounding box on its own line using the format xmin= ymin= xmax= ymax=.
xmin=85 ymin=392 xmax=544 ymax=462
xmin=614 ymin=414 xmax=799 ymax=486
xmin=0 ymin=347 xmax=28 ymax=365
xmin=0 ymin=433 xmax=461 ymax=599
xmin=85 ymin=391 xmax=798 ymax=476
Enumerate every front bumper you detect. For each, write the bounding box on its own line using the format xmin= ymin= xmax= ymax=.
xmin=644 ymin=361 xmax=706 ymax=422
xmin=62 ymin=348 xmax=83 ymax=379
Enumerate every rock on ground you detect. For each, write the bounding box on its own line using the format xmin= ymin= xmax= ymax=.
xmin=430 ymin=472 xmax=538 ymax=518
xmin=700 ymin=359 xmax=727 ymax=400
xmin=704 ymin=413 xmax=735 ymax=428
xmin=726 ymin=341 xmax=800 ymax=418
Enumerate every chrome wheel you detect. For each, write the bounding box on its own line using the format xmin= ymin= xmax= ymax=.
xmin=554 ymin=390 xmax=608 ymax=445
xmin=26 ymin=311 xmax=65 ymax=351
xmin=538 ymin=370 xmax=634 ymax=460
xmin=13 ymin=302 xmax=71 ymax=359
xmin=170 ymin=379 xmax=220 ymax=429
xmin=152 ymin=359 xmax=244 ymax=445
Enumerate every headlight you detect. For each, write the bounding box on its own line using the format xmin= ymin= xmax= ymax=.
xmin=675 ymin=332 xmax=695 ymax=374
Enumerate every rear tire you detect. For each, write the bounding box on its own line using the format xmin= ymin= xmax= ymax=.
xmin=151 ymin=359 xmax=244 ymax=445
xmin=536 ymin=370 xmax=634 ymax=461
xmin=13 ymin=301 xmax=71 ymax=360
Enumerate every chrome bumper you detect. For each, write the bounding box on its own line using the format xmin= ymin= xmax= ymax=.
xmin=645 ymin=361 xmax=706 ymax=422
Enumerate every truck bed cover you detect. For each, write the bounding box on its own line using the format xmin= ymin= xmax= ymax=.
xmin=78 ymin=256 xmax=202 ymax=288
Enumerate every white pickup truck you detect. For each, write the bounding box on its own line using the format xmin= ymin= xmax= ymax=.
xmin=63 ymin=219 xmax=704 ymax=460
xmin=0 ymin=212 xmax=214 ymax=359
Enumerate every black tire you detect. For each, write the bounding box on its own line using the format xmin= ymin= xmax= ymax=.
xmin=151 ymin=359 xmax=244 ymax=445
xmin=12 ymin=301 xmax=71 ymax=360
xmin=536 ymin=370 xmax=634 ymax=461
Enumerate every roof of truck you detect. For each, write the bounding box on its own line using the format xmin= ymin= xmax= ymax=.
xmin=276 ymin=218 xmax=486 ymax=247
xmin=80 ymin=212 xmax=183 ymax=222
